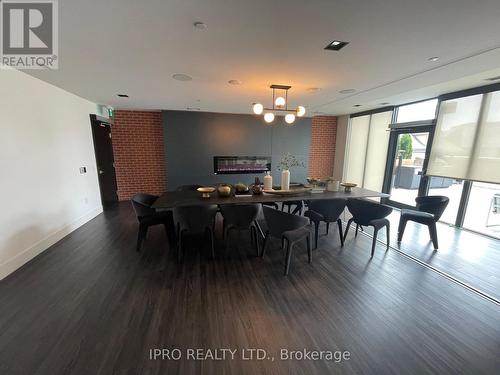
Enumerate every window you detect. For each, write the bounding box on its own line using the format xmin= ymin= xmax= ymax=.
xmin=344 ymin=110 xmax=393 ymax=191
xmin=463 ymin=182 xmax=500 ymax=239
xmin=427 ymin=91 xmax=500 ymax=184
xmin=396 ymin=99 xmax=438 ymax=123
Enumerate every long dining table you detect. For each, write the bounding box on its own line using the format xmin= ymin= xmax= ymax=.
xmin=152 ymin=186 xmax=389 ymax=209
xmin=153 ymin=187 xmax=389 ymax=239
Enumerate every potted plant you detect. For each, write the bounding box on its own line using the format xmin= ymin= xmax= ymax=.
xmin=277 ymin=153 xmax=305 ymax=190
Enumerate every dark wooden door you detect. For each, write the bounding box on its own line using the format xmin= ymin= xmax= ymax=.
xmin=90 ymin=115 xmax=118 ymax=207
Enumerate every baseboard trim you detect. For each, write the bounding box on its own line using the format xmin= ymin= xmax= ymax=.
xmin=0 ymin=206 xmax=103 ymax=280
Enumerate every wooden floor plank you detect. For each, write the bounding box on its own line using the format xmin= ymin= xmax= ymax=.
xmin=0 ymin=203 xmax=499 ymax=374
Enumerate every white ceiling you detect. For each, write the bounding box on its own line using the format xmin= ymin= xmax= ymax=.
xmin=26 ymin=0 xmax=500 ymax=116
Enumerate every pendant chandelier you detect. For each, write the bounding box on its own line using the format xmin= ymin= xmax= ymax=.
xmin=252 ymin=84 xmax=306 ymax=124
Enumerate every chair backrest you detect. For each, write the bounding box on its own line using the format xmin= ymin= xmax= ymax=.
xmin=262 ymin=205 xmax=309 ymax=238
xmin=220 ymin=204 xmax=260 ymax=229
xmin=415 ymin=195 xmax=449 ymax=221
xmin=346 ymin=199 xmax=393 ymax=225
xmin=176 ymin=184 xmax=202 ymax=191
xmin=307 ymin=199 xmax=347 ymax=221
xmin=174 ymin=205 xmax=218 ymax=233
xmin=131 ymin=193 xmax=159 ymax=218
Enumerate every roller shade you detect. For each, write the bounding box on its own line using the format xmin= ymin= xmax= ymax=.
xmin=344 ymin=110 xmax=392 ymax=190
xmin=427 ymin=91 xmax=500 ymax=183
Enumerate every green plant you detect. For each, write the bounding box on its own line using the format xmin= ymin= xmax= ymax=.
xmin=277 ymin=153 xmax=305 ymax=171
xmin=398 ymin=134 xmax=413 ymax=159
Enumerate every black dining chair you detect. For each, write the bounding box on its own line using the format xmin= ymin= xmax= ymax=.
xmin=398 ymin=195 xmax=449 ymax=249
xmin=344 ymin=199 xmax=393 ymax=257
xmin=304 ymin=199 xmax=347 ymax=249
xmin=174 ymin=205 xmax=218 ymax=261
xmin=261 ymin=206 xmax=312 ymax=275
xmin=131 ymin=193 xmax=176 ymax=252
xmin=220 ymin=204 xmax=260 ymax=256
xmin=176 ymin=184 xmax=202 ymax=191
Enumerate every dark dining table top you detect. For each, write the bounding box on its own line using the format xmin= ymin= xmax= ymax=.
xmin=152 ymin=187 xmax=389 ymax=209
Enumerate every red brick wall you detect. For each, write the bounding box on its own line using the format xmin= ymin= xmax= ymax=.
xmin=112 ymin=110 xmax=166 ymax=200
xmin=309 ymin=116 xmax=337 ymax=179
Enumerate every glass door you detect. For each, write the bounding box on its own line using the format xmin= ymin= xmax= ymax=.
xmin=383 ymin=125 xmax=465 ymax=219
xmin=384 ymin=128 xmax=432 ymax=208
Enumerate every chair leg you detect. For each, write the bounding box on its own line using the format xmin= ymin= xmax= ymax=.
xmin=428 ymin=221 xmax=439 ymax=249
xmin=307 ymin=235 xmax=312 ymax=264
xmin=261 ymin=231 xmax=270 ymax=258
xmin=177 ymin=231 xmax=183 ymax=263
xmin=208 ymin=229 xmax=215 ymax=259
xmin=397 ymin=217 xmax=408 ymax=243
xmin=355 ymin=224 xmax=359 ymax=237
xmin=326 ymin=222 xmax=330 ymax=235
xmin=223 ymin=226 xmax=232 ymax=253
xmin=344 ymin=218 xmax=354 ymax=241
xmin=136 ymin=223 xmax=148 ymax=252
xmin=251 ymin=225 xmax=259 ymax=256
xmin=337 ymin=219 xmax=344 ymax=247
xmin=386 ymin=223 xmax=390 ymax=251
xmin=313 ymin=221 xmax=319 ymax=249
xmin=371 ymin=228 xmax=379 ymax=257
xmin=284 ymin=242 xmax=293 ymax=275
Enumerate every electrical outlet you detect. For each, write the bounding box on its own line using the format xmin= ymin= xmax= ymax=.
xmin=79 ymin=167 xmax=87 ymax=174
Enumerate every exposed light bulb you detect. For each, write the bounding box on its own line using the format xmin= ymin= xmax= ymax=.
xmin=296 ymin=106 xmax=306 ymax=117
xmin=285 ymin=113 xmax=296 ymax=124
xmin=264 ymin=113 xmax=275 ymax=123
xmin=253 ymin=103 xmax=263 ymax=115
xmin=275 ymin=96 xmax=286 ymax=107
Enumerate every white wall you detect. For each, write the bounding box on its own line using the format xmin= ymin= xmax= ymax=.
xmin=0 ymin=69 xmax=102 ymax=280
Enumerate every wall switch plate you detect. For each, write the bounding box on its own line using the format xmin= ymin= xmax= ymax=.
xmin=79 ymin=167 xmax=87 ymax=174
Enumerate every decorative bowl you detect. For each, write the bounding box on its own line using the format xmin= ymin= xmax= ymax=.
xmin=217 ymin=184 xmax=232 ymax=197
xmin=197 ymin=187 xmax=216 ymax=198
xmin=234 ymin=183 xmax=249 ymax=194
xmin=340 ymin=182 xmax=357 ymax=192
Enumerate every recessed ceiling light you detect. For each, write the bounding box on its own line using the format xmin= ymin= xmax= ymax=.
xmin=339 ymin=89 xmax=356 ymax=94
xmin=353 ymin=104 xmax=362 ymax=107
xmin=325 ymin=40 xmax=349 ymax=51
xmin=117 ymin=94 xmax=129 ymax=98
xmin=307 ymin=87 xmax=321 ymax=93
xmin=193 ymin=22 xmax=207 ymax=30
xmin=428 ymin=56 xmax=439 ymax=62
xmin=228 ymin=79 xmax=242 ymax=85
xmin=172 ymin=73 xmax=192 ymax=81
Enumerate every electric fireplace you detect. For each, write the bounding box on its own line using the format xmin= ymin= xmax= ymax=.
xmin=213 ymin=156 xmax=271 ymax=174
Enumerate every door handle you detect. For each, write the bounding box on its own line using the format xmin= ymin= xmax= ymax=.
xmin=99 ymin=170 xmax=104 ymax=175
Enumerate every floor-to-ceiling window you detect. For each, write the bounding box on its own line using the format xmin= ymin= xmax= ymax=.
xmin=344 ymin=83 xmax=500 ymax=239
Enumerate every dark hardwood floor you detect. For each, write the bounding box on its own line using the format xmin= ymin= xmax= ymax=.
xmin=1 ymin=203 xmax=499 ymax=374
xmin=350 ymin=210 xmax=500 ymax=301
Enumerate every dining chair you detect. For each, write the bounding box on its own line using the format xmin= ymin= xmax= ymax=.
xmin=131 ymin=193 xmax=175 ymax=252
xmin=174 ymin=205 xmax=218 ymax=261
xmin=344 ymin=199 xmax=393 ymax=257
xmin=304 ymin=199 xmax=347 ymax=249
xmin=398 ymin=195 xmax=449 ymax=249
xmin=261 ymin=205 xmax=312 ymax=275
xmin=219 ymin=204 xmax=260 ymax=256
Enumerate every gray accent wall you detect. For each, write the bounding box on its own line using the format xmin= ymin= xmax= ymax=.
xmin=163 ymin=110 xmax=311 ymax=190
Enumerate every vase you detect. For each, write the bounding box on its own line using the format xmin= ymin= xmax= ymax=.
xmin=281 ymin=170 xmax=290 ymax=191
xmin=251 ymin=177 xmax=263 ymax=195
